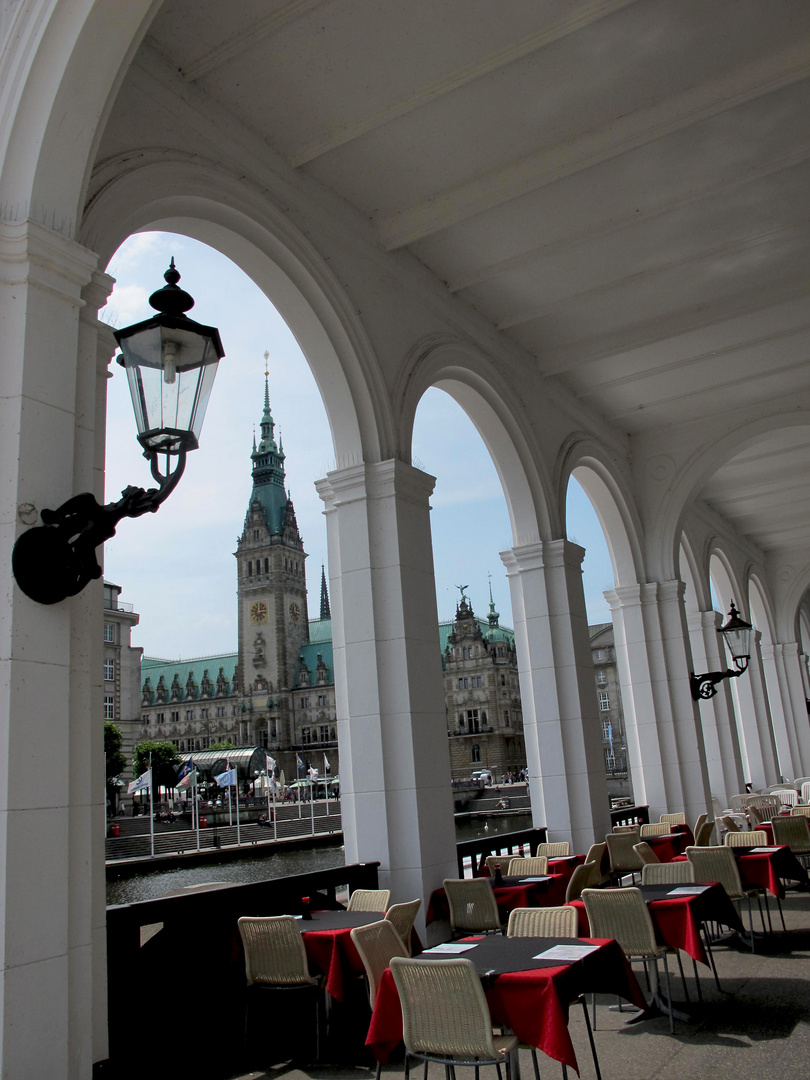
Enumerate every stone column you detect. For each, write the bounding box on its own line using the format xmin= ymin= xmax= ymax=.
xmin=731 ymin=631 xmax=779 ymax=792
xmin=606 ymin=581 xmax=712 ymax=824
xmin=316 ymin=461 xmax=457 ymax=913
xmin=0 ymin=221 xmax=102 ymax=1078
xmin=773 ymin=642 xmax=810 ymax=777
xmin=501 ymin=540 xmax=611 ymax=852
xmin=686 ymin=609 xmax=744 ymax=805
xmin=760 ymin=642 xmax=801 ymax=779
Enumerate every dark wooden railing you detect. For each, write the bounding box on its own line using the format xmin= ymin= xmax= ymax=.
xmin=455 ymin=826 xmax=547 ymax=876
xmin=104 ymin=861 xmax=380 ymax=1079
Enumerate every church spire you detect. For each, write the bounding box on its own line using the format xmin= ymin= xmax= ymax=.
xmin=247 ymin=357 xmax=293 ymax=538
xmin=320 ymin=563 xmax=331 ymax=620
xmin=487 ymin=572 xmax=500 ymax=628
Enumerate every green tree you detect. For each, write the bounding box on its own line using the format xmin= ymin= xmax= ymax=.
xmin=104 ymin=721 xmax=127 ymax=782
xmin=208 ymin=740 xmax=236 ymax=751
xmin=133 ymin=740 xmax=181 ymax=791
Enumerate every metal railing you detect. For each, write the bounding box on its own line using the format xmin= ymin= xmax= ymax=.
xmin=455 ymin=825 xmax=546 ymax=876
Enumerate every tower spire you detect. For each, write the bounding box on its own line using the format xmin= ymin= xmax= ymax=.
xmin=320 ymin=563 xmax=331 ymax=620
xmin=487 ymin=572 xmax=500 ymax=628
xmin=247 ymin=355 xmax=293 ymax=538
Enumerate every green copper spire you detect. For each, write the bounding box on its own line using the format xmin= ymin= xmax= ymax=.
xmin=487 ymin=572 xmax=500 ymax=628
xmin=249 ymin=367 xmax=289 ymax=535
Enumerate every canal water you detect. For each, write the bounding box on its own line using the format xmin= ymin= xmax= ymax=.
xmin=106 ymin=812 xmax=530 ymax=905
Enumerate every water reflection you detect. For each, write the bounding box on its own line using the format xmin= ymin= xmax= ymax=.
xmin=106 ymin=812 xmax=531 ymax=905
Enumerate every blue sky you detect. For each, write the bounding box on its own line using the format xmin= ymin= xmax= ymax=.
xmin=102 ymin=233 xmax=614 ymax=659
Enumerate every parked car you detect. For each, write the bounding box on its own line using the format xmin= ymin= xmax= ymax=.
xmin=472 ymin=769 xmax=492 ymax=784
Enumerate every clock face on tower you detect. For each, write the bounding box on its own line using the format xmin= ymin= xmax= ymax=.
xmin=250 ymin=601 xmax=268 ymax=624
xmin=289 ymin=601 xmax=301 ymax=622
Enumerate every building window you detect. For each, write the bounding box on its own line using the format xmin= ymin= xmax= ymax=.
xmin=471 ymin=744 xmax=481 ymax=763
xmin=142 ymin=714 xmax=150 ymax=725
xmin=466 ymin=709 xmax=479 ymax=732
xmin=601 ymin=718 xmax=612 ymax=740
xmin=104 ymin=658 xmax=115 ymax=681
xmin=504 ymin=710 xmax=510 ymax=726
xmin=458 ymin=713 xmax=465 ymax=729
xmin=186 ymin=709 xmax=194 ymax=721
xmin=300 ymin=697 xmax=310 ymax=709
xmin=462 ymin=646 xmax=472 ymax=659
xmin=302 ymin=728 xmax=311 ymax=744
xmin=317 ymin=694 xmax=327 ymax=707
xmin=598 ymin=692 xmax=610 ymax=711
xmin=604 ymin=749 xmax=616 ymax=770
xmin=458 ymin=677 xmax=469 ymax=690
xmin=104 ymin=696 xmax=115 ymax=720
xmin=103 ymin=623 xmax=115 ymax=643
xmin=497 ymin=646 xmax=505 ymax=657
xmin=473 ymin=675 xmax=483 ymax=688
xmin=200 ymin=708 xmax=209 ymax=719
xmin=216 ymin=706 xmax=225 ymax=717
xmin=259 ymin=730 xmax=268 ymax=748
xmin=596 ymin=669 xmax=607 ymax=685
xmin=170 ymin=710 xmax=179 ymax=723
xmin=319 ymin=725 xmax=330 ymax=743
xmin=594 ymin=649 xmax=603 ymax=661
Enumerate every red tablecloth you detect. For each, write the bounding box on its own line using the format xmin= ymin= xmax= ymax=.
xmin=366 ymin=935 xmax=646 ymax=1072
xmin=427 ymin=875 xmax=570 ymax=924
xmin=645 ymin=831 xmax=691 ymax=863
xmin=568 ymin=883 xmax=744 ymax=965
xmin=299 ymin=910 xmax=384 ymax=1001
xmin=479 ymin=855 xmax=586 ymax=880
xmin=735 ymin=845 xmax=808 ymax=899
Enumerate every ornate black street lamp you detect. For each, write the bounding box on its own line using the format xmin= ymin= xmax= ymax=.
xmin=12 ymin=260 xmax=224 ymax=604
xmin=690 ymin=601 xmax=753 ymax=700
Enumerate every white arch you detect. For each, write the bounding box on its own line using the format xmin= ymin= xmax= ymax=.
xmin=394 ymin=334 xmax=555 ymax=543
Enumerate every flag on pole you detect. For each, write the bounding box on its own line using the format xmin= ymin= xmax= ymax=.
xmin=266 ymin=754 xmax=276 ymax=774
xmin=296 ymin=754 xmax=304 ymax=769
xmin=177 ymin=757 xmax=194 ymax=782
xmin=307 ymin=766 xmax=318 ymax=780
xmin=215 ymin=767 xmax=237 ymax=787
xmin=178 ymin=768 xmax=198 ymax=789
xmin=127 ymin=769 xmax=151 ymax=794
xmin=323 ymin=754 xmax=330 ymax=774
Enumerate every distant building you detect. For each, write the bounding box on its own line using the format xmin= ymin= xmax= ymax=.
xmin=589 ymin=623 xmax=631 ymax=802
xmin=103 ymin=582 xmax=142 ymax=767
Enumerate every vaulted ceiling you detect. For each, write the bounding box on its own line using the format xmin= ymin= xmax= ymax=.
xmin=109 ymin=0 xmax=810 ymax=577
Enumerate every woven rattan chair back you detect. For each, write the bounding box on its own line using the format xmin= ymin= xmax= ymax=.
xmin=351 ymin=919 xmax=408 ymax=1005
xmin=791 ymin=804 xmax=810 ymax=818
xmin=774 ymin=787 xmax=799 ymax=808
xmin=534 ymin=842 xmax=570 ymax=858
xmin=639 ymin=823 xmax=670 ymax=837
xmin=694 ymin=820 xmax=715 ymax=846
xmin=724 ymin=830 xmax=767 ymax=848
xmin=606 ymin=832 xmax=644 ymax=874
xmin=506 ymin=856 xmax=548 ymax=877
xmin=580 ymin=888 xmax=660 ymax=958
xmin=390 ymin=956 xmax=517 ymax=1062
xmin=693 ymin=812 xmax=709 ymax=837
xmin=641 ymin=861 xmax=695 ymax=885
xmin=660 ymin=813 xmax=686 ymax=826
xmin=612 ymin=825 xmax=640 ymax=835
xmin=565 ymin=861 xmax=599 ymax=902
xmin=802 ymin=781 xmax=810 ymax=805
xmin=772 ymin=814 xmax=810 ymax=853
xmin=721 ymin=815 xmax=740 ymax=833
xmin=507 ymin=905 xmax=578 ymax=938
xmin=347 ymin=888 xmax=391 ymax=912
xmin=686 ymin=846 xmax=745 ymax=900
xmin=746 ymin=794 xmax=780 ymax=817
xmin=585 ymin=841 xmax=608 ymax=882
xmin=385 ymin=899 xmax=422 ymax=954
xmin=485 ymin=855 xmax=515 ymax=877
xmin=443 ymin=878 xmax=502 ymax=934
xmin=728 ymin=794 xmax=749 ymax=812
xmin=238 ymin=915 xmax=316 ymax=986
xmin=633 ymin=841 xmax=660 ymax=865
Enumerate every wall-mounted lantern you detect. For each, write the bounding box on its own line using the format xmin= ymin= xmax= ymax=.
xmin=690 ymin=602 xmax=753 ymax=700
xmin=12 ymin=260 xmax=224 ymax=604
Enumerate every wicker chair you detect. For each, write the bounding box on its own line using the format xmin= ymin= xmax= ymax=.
xmin=612 ymin=825 xmax=640 ymax=835
xmin=641 ymin=861 xmax=695 ymax=885
xmin=720 ymin=815 xmax=741 ymax=834
xmin=791 ymin=804 xmax=810 ymax=819
xmin=686 ymin=845 xmax=768 ymax=948
xmin=443 ymin=878 xmax=503 ymax=937
xmin=746 ymin=794 xmax=780 ymax=820
xmin=660 ymin=813 xmax=686 ymax=826
xmin=351 ymin=919 xmax=408 ymax=1014
xmin=728 ymin=794 xmax=749 ymax=812
xmin=507 ymin=906 xmax=602 ymax=1080
xmin=385 ymin=899 xmax=422 ymax=955
xmin=801 ymin=780 xmax=810 ymax=805
xmin=565 ymin=861 xmax=599 ymax=903
xmin=693 ymin=812 xmax=709 ymax=839
xmin=485 ymin=855 xmax=516 ymax=877
xmin=580 ymin=888 xmax=675 ymax=1032
xmin=724 ymin=830 xmax=768 ymax=848
xmin=535 ymin=842 xmax=570 ymax=858
xmin=605 ymin=832 xmax=644 ymax=884
xmin=773 ymin=787 xmax=799 ymax=808
xmin=694 ymin=820 xmax=715 ymax=846
xmin=633 ymin=841 xmax=660 ymax=865
xmin=506 ymin=856 xmax=549 ymax=877
xmin=585 ymin=842 xmax=609 ymax=884
xmin=237 ymin=915 xmax=323 ymax=1062
xmin=771 ymin=815 xmax=810 ymax=868
xmin=389 ymin=957 xmax=518 ymax=1080
xmin=639 ymin=823 xmax=670 ymax=838
xmin=347 ymin=888 xmax=391 ymax=912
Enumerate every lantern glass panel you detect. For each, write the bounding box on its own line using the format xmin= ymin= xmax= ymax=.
xmin=722 ymin=624 xmax=751 ymax=663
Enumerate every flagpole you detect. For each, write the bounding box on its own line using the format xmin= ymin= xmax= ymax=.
xmin=296 ymin=757 xmax=302 ymax=818
xmin=309 ymin=773 xmax=315 ymax=834
xmin=148 ymin=752 xmax=154 ymax=858
xmin=271 ymin=777 xmax=277 ymax=840
xmin=235 ymin=772 xmax=241 ymax=847
xmin=324 ymin=755 xmax=330 ymax=815
xmin=194 ymin=770 xmax=200 ymax=851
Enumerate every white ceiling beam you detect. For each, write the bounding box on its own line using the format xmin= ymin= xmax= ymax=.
xmin=378 ymin=39 xmax=810 ymax=250
xmin=173 ymin=0 xmax=329 ymax=83
xmin=288 ymin=0 xmax=637 ymax=166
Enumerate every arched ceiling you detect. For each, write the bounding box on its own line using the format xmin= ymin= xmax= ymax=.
xmin=102 ymin=0 xmax=810 ymax=568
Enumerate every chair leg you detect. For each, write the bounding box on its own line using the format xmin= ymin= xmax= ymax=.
xmin=675 ymin=951 xmax=690 ymax=1003
xmin=660 ymin=954 xmax=675 ymax=1034
xmin=580 ymin=997 xmax=602 ymax=1080
xmin=701 ymin=925 xmax=722 ymax=992
xmin=775 ymin=894 xmax=787 ymax=932
xmin=691 ymin=957 xmax=703 ymax=1003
